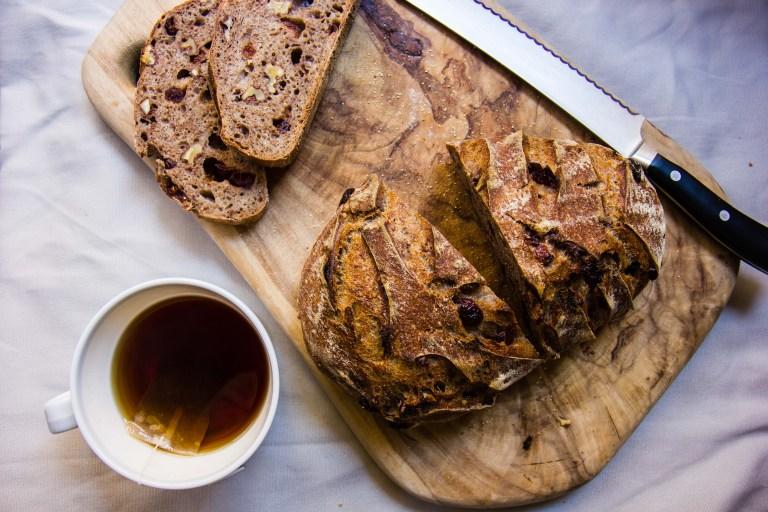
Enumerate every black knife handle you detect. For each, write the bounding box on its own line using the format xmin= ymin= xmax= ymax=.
xmin=643 ymin=154 xmax=768 ymax=273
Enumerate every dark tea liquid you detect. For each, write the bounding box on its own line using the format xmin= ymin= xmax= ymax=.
xmin=112 ymin=295 xmax=269 ymax=453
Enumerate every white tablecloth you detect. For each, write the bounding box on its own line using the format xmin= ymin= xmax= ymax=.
xmin=2 ymin=1 xmax=766 ymax=510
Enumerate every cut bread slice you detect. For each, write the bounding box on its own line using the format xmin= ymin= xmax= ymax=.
xmin=298 ymin=175 xmax=541 ymax=426
xmin=134 ymin=0 xmax=268 ymax=225
xmin=208 ymin=0 xmax=358 ymax=167
xmin=449 ymin=132 xmax=665 ymax=357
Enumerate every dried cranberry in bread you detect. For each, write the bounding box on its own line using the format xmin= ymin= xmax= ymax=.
xmin=449 ymin=131 xmax=665 ymax=357
xmin=134 ymin=0 xmax=268 ymax=225
xmin=298 ymin=175 xmax=541 ymax=426
xmin=208 ymin=0 xmax=358 ymax=167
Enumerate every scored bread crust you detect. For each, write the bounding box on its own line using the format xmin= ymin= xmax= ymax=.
xmin=449 ymin=131 xmax=665 ymax=356
xmin=298 ymin=175 xmax=542 ymax=426
xmin=134 ymin=0 xmax=268 ymax=225
xmin=208 ymin=0 xmax=358 ymax=167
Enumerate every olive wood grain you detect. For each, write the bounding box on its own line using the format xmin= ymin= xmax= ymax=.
xmin=82 ymin=0 xmax=738 ymax=507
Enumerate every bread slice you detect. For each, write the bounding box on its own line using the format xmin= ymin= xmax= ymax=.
xmin=134 ymin=0 xmax=268 ymax=225
xmin=298 ymin=175 xmax=541 ymax=426
xmin=208 ymin=0 xmax=358 ymax=166
xmin=449 ymin=132 xmax=665 ymax=357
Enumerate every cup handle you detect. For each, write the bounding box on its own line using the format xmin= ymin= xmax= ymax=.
xmin=45 ymin=391 xmax=77 ymax=433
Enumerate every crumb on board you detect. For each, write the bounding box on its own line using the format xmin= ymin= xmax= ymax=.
xmin=557 ymin=416 xmax=572 ymax=428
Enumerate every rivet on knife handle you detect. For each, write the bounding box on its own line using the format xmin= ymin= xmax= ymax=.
xmin=634 ymin=146 xmax=768 ymax=273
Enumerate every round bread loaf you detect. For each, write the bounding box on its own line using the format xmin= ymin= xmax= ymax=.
xmin=298 ymin=175 xmax=542 ymax=426
xmin=299 ymin=132 xmax=666 ymax=426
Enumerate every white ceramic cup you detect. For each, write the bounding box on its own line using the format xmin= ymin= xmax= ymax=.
xmin=44 ymin=278 xmax=279 ymax=489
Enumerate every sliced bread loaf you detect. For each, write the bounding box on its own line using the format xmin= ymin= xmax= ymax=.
xmin=449 ymin=132 xmax=665 ymax=357
xmin=298 ymin=175 xmax=541 ymax=426
xmin=208 ymin=0 xmax=358 ymax=167
xmin=134 ymin=0 xmax=268 ymax=224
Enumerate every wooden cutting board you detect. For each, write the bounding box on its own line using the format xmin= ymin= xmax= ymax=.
xmin=82 ymin=0 xmax=738 ymax=507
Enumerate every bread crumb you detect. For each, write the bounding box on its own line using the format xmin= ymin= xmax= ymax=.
xmin=557 ymin=416 xmax=571 ymax=428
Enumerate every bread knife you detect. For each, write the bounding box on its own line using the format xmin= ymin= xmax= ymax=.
xmin=403 ymin=0 xmax=768 ymax=274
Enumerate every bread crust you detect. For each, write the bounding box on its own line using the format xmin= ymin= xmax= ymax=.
xmin=449 ymin=131 xmax=665 ymax=356
xmin=134 ymin=0 xmax=268 ymax=224
xmin=298 ymin=175 xmax=541 ymax=425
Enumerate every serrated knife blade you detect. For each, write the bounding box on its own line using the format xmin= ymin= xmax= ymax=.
xmin=403 ymin=0 xmax=768 ymax=273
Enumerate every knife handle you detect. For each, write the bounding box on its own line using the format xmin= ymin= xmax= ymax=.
xmin=642 ymin=153 xmax=768 ymax=273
